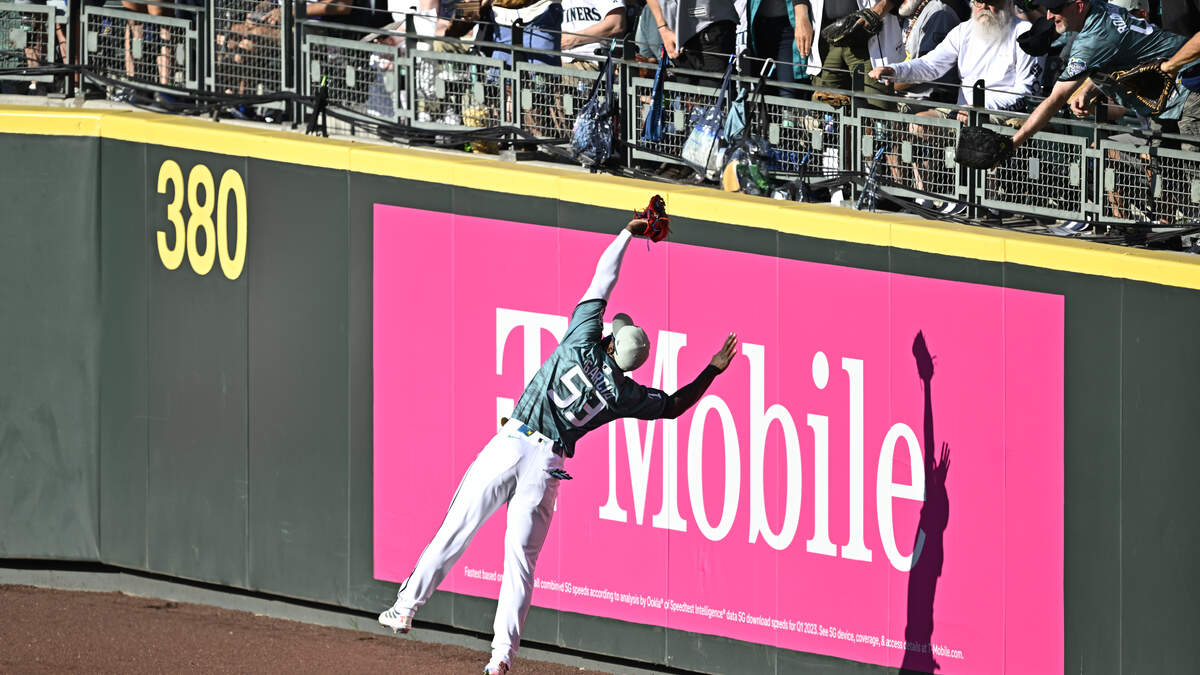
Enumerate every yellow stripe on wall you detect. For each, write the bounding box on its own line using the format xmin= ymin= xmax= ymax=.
xmin=4 ymin=104 xmax=1200 ymax=290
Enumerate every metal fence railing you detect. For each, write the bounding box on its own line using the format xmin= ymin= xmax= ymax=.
xmin=515 ymin=60 xmax=590 ymax=140
xmin=1099 ymin=141 xmax=1200 ymax=224
xmin=630 ymin=77 xmax=721 ymax=165
xmin=83 ymin=5 xmax=199 ymax=92
xmin=5 ymin=0 xmax=1200 ymax=243
xmin=981 ymin=122 xmax=1090 ymax=221
xmin=859 ymin=108 xmax=961 ymax=205
xmin=0 ymin=3 xmax=58 ymax=84
xmin=211 ymin=0 xmax=286 ymax=102
xmin=410 ymin=48 xmax=510 ymax=130
xmin=304 ymin=33 xmax=405 ymax=134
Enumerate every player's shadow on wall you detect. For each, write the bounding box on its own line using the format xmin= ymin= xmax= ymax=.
xmin=899 ymin=331 xmax=951 ymax=675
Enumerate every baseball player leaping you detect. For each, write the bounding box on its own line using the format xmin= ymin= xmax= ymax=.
xmin=378 ymin=204 xmax=739 ymax=675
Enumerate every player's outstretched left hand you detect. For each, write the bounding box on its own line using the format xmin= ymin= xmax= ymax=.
xmin=626 ymin=218 xmax=649 ymax=234
xmin=710 ymin=333 xmax=739 ymax=372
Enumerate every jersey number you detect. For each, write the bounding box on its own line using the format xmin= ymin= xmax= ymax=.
xmin=1107 ymin=7 xmax=1154 ymax=35
xmin=551 ymin=365 xmax=606 ymax=427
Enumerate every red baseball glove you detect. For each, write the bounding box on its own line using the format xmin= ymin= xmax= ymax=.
xmin=634 ymin=194 xmax=670 ymax=242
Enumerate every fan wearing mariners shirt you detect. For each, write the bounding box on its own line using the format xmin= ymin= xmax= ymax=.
xmin=560 ymin=0 xmax=626 ymax=67
xmin=378 ymin=215 xmax=739 ymax=675
xmin=1004 ymin=0 xmax=1200 ymax=158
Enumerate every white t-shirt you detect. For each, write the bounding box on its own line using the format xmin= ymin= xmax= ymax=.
xmin=890 ymin=18 xmax=1043 ymax=110
xmin=561 ymin=0 xmax=625 ymax=58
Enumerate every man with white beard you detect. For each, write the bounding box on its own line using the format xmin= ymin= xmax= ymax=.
xmin=894 ymin=0 xmax=966 ymax=106
xmin=869 ymin=0 xmax=1041 ymax=119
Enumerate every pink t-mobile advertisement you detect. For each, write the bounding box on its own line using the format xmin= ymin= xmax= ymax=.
xmin=373 ymin=204 xmax=1064 ymax=674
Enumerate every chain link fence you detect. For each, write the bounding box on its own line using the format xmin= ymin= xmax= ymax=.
xmin=304 ymin=33 xmax=405 ymax=134
xmin=211 ymin=0 xmax=285 ymax=100
xmin=83 ymin=5 xmax=197 ymax=92
xmin=0 ymin=3 xmax=58 ymax=84
xmin=410 ymin=48 xmax=508 ymax=129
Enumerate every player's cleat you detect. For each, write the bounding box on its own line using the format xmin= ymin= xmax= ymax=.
xmin=482 ymin=662 xmax=510 ymax=675
xmin=378 ymin=605 xmax=414 ymax=634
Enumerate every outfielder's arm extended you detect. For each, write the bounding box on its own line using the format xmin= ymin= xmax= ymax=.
xmin=661 ymin=333 xmax=739 ymax=419
xmin=1011 ymin=77 xmax=1080 ymax=148
xmin=580 ymin=219 xmax=652 ymax=304
xmin=580 ymin=227 xmax=635 ymax=304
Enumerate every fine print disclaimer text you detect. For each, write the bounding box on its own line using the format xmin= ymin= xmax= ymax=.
xmin=462 ymin=569 xmax=965 ymax=660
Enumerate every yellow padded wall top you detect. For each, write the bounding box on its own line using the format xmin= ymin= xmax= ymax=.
xmin=5 ymin=104 xmax=1200 ymax=290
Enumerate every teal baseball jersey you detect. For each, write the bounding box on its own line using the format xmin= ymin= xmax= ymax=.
xmin=510 ymin=299 xmax=668 ymax=457
xmin=1060 ymin=1 xmax=1189 ymax=118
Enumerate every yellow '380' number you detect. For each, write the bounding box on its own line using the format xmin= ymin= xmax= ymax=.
xmin=156 ymin=159 xmax=247 ymax=280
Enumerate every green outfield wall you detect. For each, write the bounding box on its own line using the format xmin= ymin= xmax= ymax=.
xmin=1 ymin=106 xmax=1199 ymax=674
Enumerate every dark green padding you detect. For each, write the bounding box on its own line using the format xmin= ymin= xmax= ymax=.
xmin=245 ymin=159 xmax=350 ymax=605
xmin=142 ymin=146 xmax=249 ymax=587
xmin=99 ymin=138 xmax=150 ymax=570
xmin=0 ymin=134 xmax=100 ymax=560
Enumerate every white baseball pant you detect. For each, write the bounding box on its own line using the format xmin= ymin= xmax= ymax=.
xmin=393 ymin=418 xmax=564 ymax=667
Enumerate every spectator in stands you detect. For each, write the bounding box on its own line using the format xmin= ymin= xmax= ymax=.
xmin=1014 ymin=0 xmax=1066 ymax=94
xmin=214 ymin=0 xmax=366 ymax=105
xmin=643 ymin=0 xmax=740 ymax=86
xmin=872 ymin=0 xmax=1038 ymax=211
xmin=893 ymin=0 xmax=965 ymax=107
xmin=634 ymin=1 xmax=665 ymax=71
xmin=870 ymin=0 xmax=1041 ymax=121
xmin=1005 ymin=0 xmax=1199 ymax=155
xmin=1110 ymin=0 xmax=1147 ymax=20
xmin=809 ymin=0 xmax=905 ymax=108
xmin=549 ymin=0 xmax=625 ymax=134
xmin=880 ymin=0 xmax=962 ymax=202
xmin=7 ymin=0 xmax=68 ymax=94
xmin=561 ymin=0 xmax=627 ymax=66
xmin=490 ymin=0 xmax=565 ymax=67
xmin=117 ymin=0 xmax=177 ymax=101
xmin=744 ymin=0 xmax=814 ymax=97
xmin=415 ymin=0 xmax=459 ymax=35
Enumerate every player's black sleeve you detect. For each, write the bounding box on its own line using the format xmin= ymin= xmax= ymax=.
xmin=661 ymin=365 xmax=723 ymax=419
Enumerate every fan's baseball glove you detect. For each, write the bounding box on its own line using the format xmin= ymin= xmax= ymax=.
xmin=822 ymin=8 xmax=883 ymax=48
xmin=813 ymin=90 xmax=851 ymax=108
xmin=634 ymin=194 xmax=670 ymax=242
xmin=1095 ymin=60 xmax=1176 ymax=116
xmin=955 ymin=126 xmax=1014 ymax=170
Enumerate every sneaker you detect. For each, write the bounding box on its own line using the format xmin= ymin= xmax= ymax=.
xmin=1046 ymin=220 xmax=1089 ymax=237
xmin=378 ymin=605 xmax=414 ymax=634
xmin=939 ymin=201 xmax=967 ymax=216
xmin=483 ymin=662 xmax=510 ymax=675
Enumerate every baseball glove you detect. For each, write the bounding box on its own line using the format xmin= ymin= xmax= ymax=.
xmin=634 ymin=194 xmax=670 ymax=242
xmin=1095 ymin=60 xmax=1176 ymax=116
xmin=822 ymin=8 xmax=883 ymax=48
xmin=955 ymin=126 xmax=1014 ymax=170
xmin=813 ymin=90 xmax=851 ymax=108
